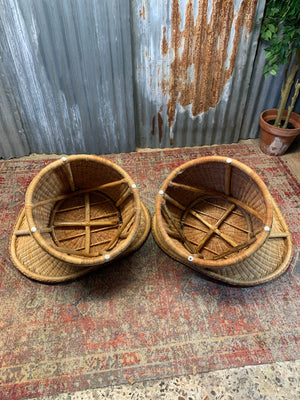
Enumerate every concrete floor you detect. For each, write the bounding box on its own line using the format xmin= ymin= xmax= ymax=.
xmin=30 ymin=360 xmax=300 ymax=399
xmin=28 ymin=139 xmax=299 ymax=400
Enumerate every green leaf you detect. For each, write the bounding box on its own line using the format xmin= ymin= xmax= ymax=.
xmin=265 ymin=52 xmax=273 ymax=59
xmin=268 ymin=24 xmax=276 ymax=33
xmin=266 ymin=30 xmax=273 ymax=40
xmin=261 ymin=0 xmax=299 ymax=76
xmin=263 ymin=65 xmax=270 ymax=76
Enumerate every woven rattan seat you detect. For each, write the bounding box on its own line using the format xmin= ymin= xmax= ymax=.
xmin=154 ymin=156 xmax=274 ymax=270
xmin=23 ymin=155 xmax=142 ymax=266
xmin=10 ymin=202 xmax=150 ymax=283
xmin=152 ymin=198 xmax=292 ymax=286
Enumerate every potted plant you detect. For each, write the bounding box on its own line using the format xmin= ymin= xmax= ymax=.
xmin=259 ymin=0 xmax=300 ymax=156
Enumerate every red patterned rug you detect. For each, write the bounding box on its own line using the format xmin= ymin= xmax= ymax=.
xmin=0 ymin=142 xmax=299 ymax=399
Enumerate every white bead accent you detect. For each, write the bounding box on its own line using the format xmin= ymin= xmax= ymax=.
xmin=61 ymin=157 xmax=67 ymax=162
xmin=226 ymin=158 xmax=232 ymax=164
xmin=159 ymin=190 xmax=164 ymax=195
xmin=188 ymin=255 xmax=194 ymax=262
xmin=31 ymin=227 xmax=37 ymax=233
xmin=104 ymin=254 xmax=110 ymax=260
xmin=264 ymin=226 xmax=271 ymax=232
xmin=132 ymin=184 xmax=137 ymax=189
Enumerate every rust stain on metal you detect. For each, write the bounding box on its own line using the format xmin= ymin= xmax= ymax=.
xmin=241 ymin=0 xmax=258 ymax=34
xmin=139 ymin=3 xmax=146 ymax=20
xmin=178 ymin=0 xmax=194 ymax=108
xmin=151 ymin=116 xmax=156 ymax=135
xmin=158 ymin=109 xmax=163 ymax=143
xmin=160 ymin=0 xmax=258 ymax=129
xmin=167 ymin=0 xmax=182 ymax=129
xmin=161 ymin=27 xmax=168 ymax=56
xmin=228 ymin=0 xmax=258 ymax=69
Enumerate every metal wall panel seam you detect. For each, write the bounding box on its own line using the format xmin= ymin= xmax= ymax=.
xmin=241 ymin=42 xmax=300 ymax=139
xmin=0 ymin=0 xmax=136 ymax=158
xmin=132 ymin=0 xmax=266 ymax=150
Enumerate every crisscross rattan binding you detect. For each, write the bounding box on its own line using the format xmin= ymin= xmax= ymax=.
xmin=162 ymin=191 xmax=261 ymax=261
xmin=154 ymin=156 xmax=273 ymax=270
xmin=24 ymin=155 xmax=142 ymax=267
xmin=10 ymin=202 xmax=151 ymax=283
xmin=152 ymin=196 xmax=293 ymax=286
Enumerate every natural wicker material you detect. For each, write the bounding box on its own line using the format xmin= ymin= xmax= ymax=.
xmin=152 ymin=198 xmax=293 ymax=286
xmin=154 ymin=156 xmax=273 ymax=269
xmin=10 ymin=202 xmax=150 ymax=283
xmin=24 ymin=155 xmax=142 ymax=266
xmin=201 ymin=199 xmax=293 ymax=286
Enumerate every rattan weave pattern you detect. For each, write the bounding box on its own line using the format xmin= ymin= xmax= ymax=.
xmin=201 ymin=199 xmax=293 ymax=285
xmin=10 ymin=202 xmax=150 ymax=283
xmin=154 ymin=156 xmax=273 ymax=269
xmin=24 ymin=155 xmax=142 ymax=266
xmin=152 ymin=198 xmax=293 ymax=286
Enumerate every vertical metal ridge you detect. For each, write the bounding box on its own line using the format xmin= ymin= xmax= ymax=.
xmin=0 ymin=0 xmax=135 ymax=158
xmin=0 ymin=67 xmax=30 ymax=158
xmin=1 ymin=0 xmax=295 ymax=159
xmin=241 ymin=41 xmax=300 ymax=139
xmin=132 ymin=0 xmax=266 ymax=149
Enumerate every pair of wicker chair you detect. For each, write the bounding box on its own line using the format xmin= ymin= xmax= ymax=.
xmin=10 ymin=155 xmax=293 ymax=285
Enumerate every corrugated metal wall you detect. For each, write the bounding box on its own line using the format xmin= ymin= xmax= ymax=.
xmin=0 ymin=0 xmax=135 ymax=158
xmin=1 ymin=0 xmax=295 ymax=159
xmin=241 ymin=41 xmax=300 ymax=139
xmin=132 ymin=0 xmax=265 ymax=148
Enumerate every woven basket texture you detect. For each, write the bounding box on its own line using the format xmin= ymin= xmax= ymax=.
xmin=24 ymin=155 xmax=142 ymax=266
xmin=10 ymin=202 xmax=150 ymax=283
xmin=152 ymin=197 xmax=293 ymax=286
xmin=154 ymin=156 xmax=273 ymax=269
xmin=201 ymin=199 xmax=293 ymax=285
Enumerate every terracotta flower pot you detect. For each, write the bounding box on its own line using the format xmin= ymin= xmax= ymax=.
xmin=259 ymin=109 xmax=300 ymax=156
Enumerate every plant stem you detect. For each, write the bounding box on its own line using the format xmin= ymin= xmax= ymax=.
xmin=282 ymin=54 xmax=292 ymax=97
xmin=275 ymin=48 xmax=300 ymax=127
xmin=282 ymin=79 xmax=300 ymax=129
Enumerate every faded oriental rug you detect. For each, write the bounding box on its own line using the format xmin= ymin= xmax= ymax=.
xmin=0 ymin=142 xmax=299 ymax=399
